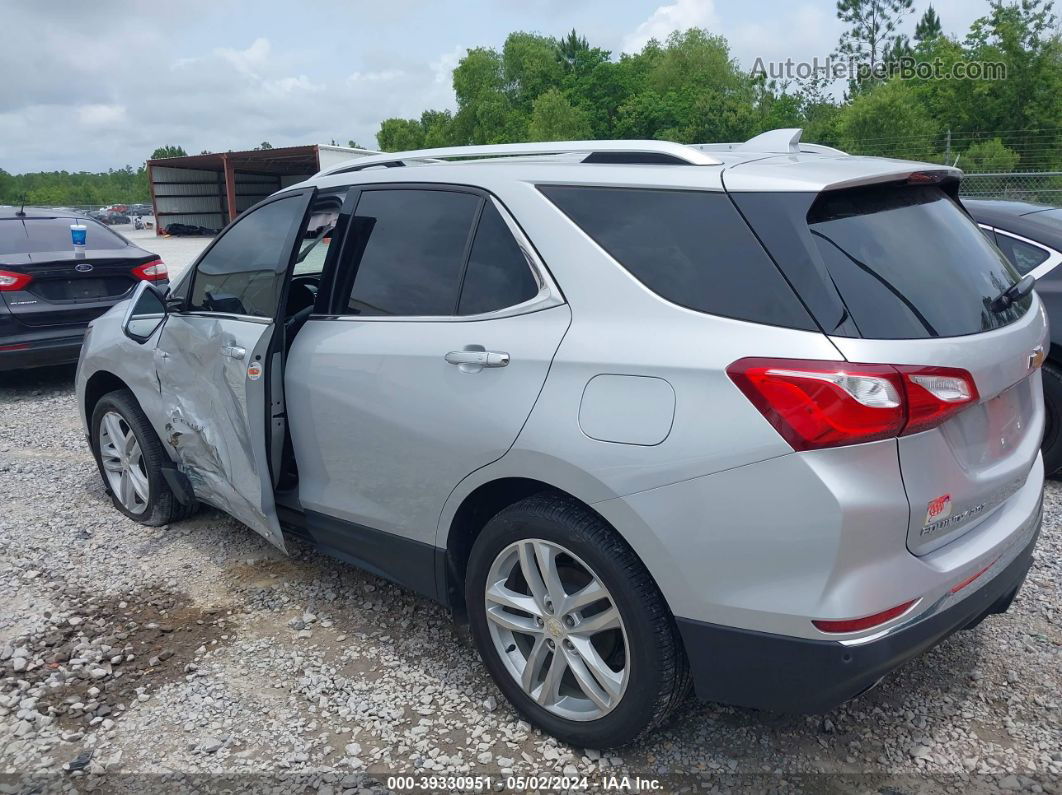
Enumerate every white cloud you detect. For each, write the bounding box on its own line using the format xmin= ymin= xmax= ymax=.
xmin=623 ymin=0 xmax=719 ymax=53
xmin=77 ymin=104 xmax=127 ymax=126
xmin=347 ymin=69 xmax=405 ymax=83
xmin=216 ymin=37 xmax=271 ymax=79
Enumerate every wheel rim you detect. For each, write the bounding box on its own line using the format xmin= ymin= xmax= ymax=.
xmin=98 ymin=411 xmax=149 ymax=515
xmin=484 ymin=539 xmax=630 ymax=721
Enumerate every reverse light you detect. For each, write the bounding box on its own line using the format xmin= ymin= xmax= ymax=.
xmin=132 ymin=259 xmax=168 ymax=282
xmin=0 ymin=269 xmax=32 ymax=292
xmin=812 ymin=599 xmax=918 ymax=634
xmin=728 ymin=358 xmax=979 ymax=451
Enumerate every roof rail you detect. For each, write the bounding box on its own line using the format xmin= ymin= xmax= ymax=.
xmin=690 ymin=128 xmax=848 ymax=156
xmin=315 ymin=140 xmax=723 ymax=177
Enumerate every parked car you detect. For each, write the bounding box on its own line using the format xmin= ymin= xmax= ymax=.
xmin=0 ymin=206 xmax=168 ymax=371
xmin=129 ymin=204 xmax=153 ymax=217
xmin=964 ymin=199 xmax=1062 ymax=473
xmin=76 ymin=135 xmax=1045 ymax=747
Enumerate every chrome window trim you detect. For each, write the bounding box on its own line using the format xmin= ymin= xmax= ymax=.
xmin=316 ymin=193 xmax=565 ymax=323
xmin=979 ymin=223 xmax=1062 ymax=280
xmin=173 ymin=310 xmax=273 ymax=325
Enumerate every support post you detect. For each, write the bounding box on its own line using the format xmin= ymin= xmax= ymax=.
xmin=223 ymin=154 xmax=238 ymax=226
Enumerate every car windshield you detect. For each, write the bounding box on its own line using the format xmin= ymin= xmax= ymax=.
xmin=0 ymin=217 xmax=127 ymax=255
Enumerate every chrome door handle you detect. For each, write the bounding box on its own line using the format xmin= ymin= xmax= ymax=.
xmin=445 ymin=350 xmax=510 ymax=368
xmin=221 ymin=346 xmax=246 ymax=360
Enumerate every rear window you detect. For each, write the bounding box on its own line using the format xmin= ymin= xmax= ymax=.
xmin=806 ymin=185 xmax=1029 ymax=338
xmin=0 ymin=217 xmax=126 ymax=255
xmin=538 ymin=186 xmax=814 ymax=330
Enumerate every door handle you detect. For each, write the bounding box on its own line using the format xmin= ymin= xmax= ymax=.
xmin=221 ymin=345 xmax=246 ymax=360
xmin=445 ymin=350 xmax=510 ymax=368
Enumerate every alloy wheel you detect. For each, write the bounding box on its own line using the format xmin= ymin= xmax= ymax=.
xmin=98 ymin=411 xmax=149 ymax=515
xmin=484 ymin=539 xmax=629 ymax=721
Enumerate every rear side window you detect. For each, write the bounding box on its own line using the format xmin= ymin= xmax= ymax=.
xmin=993 ymin=232 xmax=1049 ymax=276
xmin=538 ymin=186 xmax=814 ymax=330
xmin=458 ymin=201 xmax=539 ymax=315
xmin=0 ymin=217 xmax=126 ymax=255
xmin=340 ymin=189 xmax=479 ymax=316
xmin=807 ymin=185 xmax=1028 ymax=338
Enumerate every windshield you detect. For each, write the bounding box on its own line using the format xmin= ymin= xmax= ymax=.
xmin=807 ymin=185 xmax=1029 ymax=338
xmin=0 ymin=217 xmax=127 ymax=256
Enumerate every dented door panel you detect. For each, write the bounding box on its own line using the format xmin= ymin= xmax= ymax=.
xmin=155 ymin=313 xmax=285 ymax=549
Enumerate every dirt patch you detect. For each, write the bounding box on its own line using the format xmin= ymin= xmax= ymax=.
xmin=20 ymin=588 xmax=235 ymax=731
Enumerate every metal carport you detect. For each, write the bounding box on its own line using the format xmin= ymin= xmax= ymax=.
xmin=147 ymin=144 xmax=373 ymax=235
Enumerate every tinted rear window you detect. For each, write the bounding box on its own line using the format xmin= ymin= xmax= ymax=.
xmin=539 ymin=186 xmax=814 ymax=330
xmin=0 ymin=218 xmax=126 ymax=255
xmin=807 ymin=185 xmax=1028 ymax=338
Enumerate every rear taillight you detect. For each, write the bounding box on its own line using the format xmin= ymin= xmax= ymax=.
xmin=812 ymin=599 xmax=918 ymax=633
xmin=132 ymin=259 xmax=168 ymax=282
xmin=0 ymin=269 xmax=32 ymax=292
xmin=728 ymin=358 xmax=979 ymax=451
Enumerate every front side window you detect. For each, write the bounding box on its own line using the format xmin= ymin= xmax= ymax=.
xmin=338 ymin=189 xmax=480 ymax=316
xmin=189 ymin=195 xmax=306 ymax=317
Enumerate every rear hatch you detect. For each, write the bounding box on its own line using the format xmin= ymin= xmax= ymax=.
xmin=730 ymin=168 xmax=1046 ymax=555
xmin=1 ymin=218 xmax=153 ymax=327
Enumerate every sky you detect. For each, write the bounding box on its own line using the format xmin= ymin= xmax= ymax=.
xmin=1 ymin=0 xmax=991 ymax=174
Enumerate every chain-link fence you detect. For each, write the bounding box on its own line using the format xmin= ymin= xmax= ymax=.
xmin=958 ymin=172 xmax=1062 ymax=203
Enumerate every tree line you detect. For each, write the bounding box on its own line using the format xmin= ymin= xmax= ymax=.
xmin=2 ymin=0 xmax=1059 ymax=208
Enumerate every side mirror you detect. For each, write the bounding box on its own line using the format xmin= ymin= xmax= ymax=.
xmin=122 ymin=281 xmax=168 ymax=343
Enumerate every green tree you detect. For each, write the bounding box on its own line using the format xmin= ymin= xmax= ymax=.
xmin=555 ymin=29 xmax=591 ymax=70
xmin=914 ymin=5 xmax=943 ymax=45
xmin=150 ymin=145 xmax=187 ymax=159
xmin=255 ymin=141 xmax=273 ymax=150
xmin=376 ymin=118 xmax=425 ymax=151
xmin=835 ymin=0 xmax=915 ymax=88
xmin=837 ymin=79 xmax=940 ymax=159
xmin=528 ymin=88 xmax=592 ymax=140
xmin=960 ymin=138 xmax=1021 ymax=171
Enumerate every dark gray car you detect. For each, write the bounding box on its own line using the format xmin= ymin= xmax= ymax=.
xmin=0 ymin=207 xmax=168 ymax=370
xmin=964 ymin=199 xmax=1062 ymax=472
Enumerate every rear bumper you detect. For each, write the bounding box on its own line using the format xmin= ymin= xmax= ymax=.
xmin=676 ymin=511 xmax=1040 ymax=713
xmin=0 ymin=331 xmax=85 ymax=371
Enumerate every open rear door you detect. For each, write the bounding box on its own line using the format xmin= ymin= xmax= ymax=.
xmin=154 ymin=188 xmax=316 ymax=550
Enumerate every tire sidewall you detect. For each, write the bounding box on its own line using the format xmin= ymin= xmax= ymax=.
xmin=89 ymin=392 xmax=166 ymax=522
xmin=1041 ymin=363 xmax=1062 ymax=476
xmin=466 ymin=503 xmax=669 ymax=748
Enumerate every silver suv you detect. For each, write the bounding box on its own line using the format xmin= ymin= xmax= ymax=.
xmin=76 ymin=132 xmax=1046 ymax=747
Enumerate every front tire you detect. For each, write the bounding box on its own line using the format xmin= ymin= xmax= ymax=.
xmin=465 ymin=492 xmax=690 ymax=747
xmin=89 ymin=390 xmax=197 ymax=526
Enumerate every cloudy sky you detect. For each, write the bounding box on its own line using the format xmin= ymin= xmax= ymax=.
xmin=2 ymin=0 xmax=989 ymax=174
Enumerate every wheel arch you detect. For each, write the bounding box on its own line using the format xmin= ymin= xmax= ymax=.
xmin=84 ymin=370 xmax=133 ymax=427
xmin=439 ymin=471 xmax=668 ymax=622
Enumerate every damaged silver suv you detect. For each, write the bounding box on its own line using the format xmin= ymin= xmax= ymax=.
xmin=76 ymin=132 xmax=1045 ymax=747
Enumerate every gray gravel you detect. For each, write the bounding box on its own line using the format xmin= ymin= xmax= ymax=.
xmin=1 ymin=366 xmax=1059 ymax=793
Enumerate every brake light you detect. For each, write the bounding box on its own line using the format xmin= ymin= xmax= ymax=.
xmin=132 ymin=259 xmax=167 ymax=282
xmin=0 ymin=269 xmax=32 ymax=291
xmin=812 ymin=599 xmax=918 ymax=633
xmin=728 ymin=358 xmax=979 ymax=451
xmin=897 ymin=366 xmax=979 ymax=436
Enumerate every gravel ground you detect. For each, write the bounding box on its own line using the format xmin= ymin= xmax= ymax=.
xmin=0 ymin=366 xmax=1059 ymax=794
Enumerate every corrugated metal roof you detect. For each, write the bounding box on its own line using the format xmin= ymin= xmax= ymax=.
xmin=147 ymin=145 xmax=323 ymax=175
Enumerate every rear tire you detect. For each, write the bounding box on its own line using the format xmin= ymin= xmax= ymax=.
xmin=1041 ymin=363 xmax=1062 ymax=476
xmin=89 ymin=390 xmax=198 ymax=526
xmin=465 ymin=492 xmax=690 ymax=747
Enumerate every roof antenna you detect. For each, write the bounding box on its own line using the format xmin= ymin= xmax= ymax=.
xmin=16 ymin=194 xmax=27 ymax=217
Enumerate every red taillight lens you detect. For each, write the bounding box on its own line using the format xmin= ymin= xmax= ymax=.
xmin=727 ymin=358 xmax=906 ymax=451
xmin=896 ymin=365 xmax=979 ymax=436
xmin=132 ymin=259 xmax=168 ymax=282
xmin=812 ymin=599 xmax=917 ymax=633
xmin=0 ymin=269 xmax=32 ymax=291
xmin=728 ymin=358 xmax=979 ymax=451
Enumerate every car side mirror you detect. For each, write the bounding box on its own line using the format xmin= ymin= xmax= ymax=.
xmin=122 ymin=281 xmax=168 ymax=343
